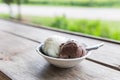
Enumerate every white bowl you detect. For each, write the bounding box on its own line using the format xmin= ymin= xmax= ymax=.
xmin=36 ymin=43 xmax=92 ymax=68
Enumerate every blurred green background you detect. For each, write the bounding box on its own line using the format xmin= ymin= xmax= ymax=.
xmin=0 ymin=0 xmax=120 ymax=41
xmin=2 ymin=0 xmax=120 ymax=7
xmin=29 ymin=0 xmax=120 ymax=8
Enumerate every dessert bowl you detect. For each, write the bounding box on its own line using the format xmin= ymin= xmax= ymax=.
xmin=36 ymin=43 xmax=92 ymax=68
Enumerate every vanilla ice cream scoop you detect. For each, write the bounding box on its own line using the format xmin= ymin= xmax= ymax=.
xmin=43 ymin=35 xmax=68 ymax=57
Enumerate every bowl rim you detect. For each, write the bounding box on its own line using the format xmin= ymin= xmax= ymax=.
xmin=36 ymin=43 xmax=92 ymax=61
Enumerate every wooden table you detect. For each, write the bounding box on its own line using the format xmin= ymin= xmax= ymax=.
xmin=0 ymin=19 xmax=120 ymax=80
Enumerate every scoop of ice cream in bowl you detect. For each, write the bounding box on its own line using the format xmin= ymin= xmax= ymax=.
xmin=36 ymin=35 xmax=104 ymax=68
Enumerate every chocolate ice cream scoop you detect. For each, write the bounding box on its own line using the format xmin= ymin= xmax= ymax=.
xmin=59 ymin=40 xmax=86 ymax=58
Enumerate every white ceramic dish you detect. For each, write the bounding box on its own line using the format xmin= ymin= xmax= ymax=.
xmin=36 ymin=43 xmax=92 ymax=68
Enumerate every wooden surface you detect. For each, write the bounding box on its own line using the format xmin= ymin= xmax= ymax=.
xmin=0 ymin=19 xmax=120 ymax=80
xmin=0 ymin=71 xmax=11 ymax=80
xmin=0 ymin=19 xmax=120 ymax=70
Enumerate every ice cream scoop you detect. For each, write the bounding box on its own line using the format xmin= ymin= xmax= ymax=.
xmin=59 ymin=40 xmax=86 ymax=58
xmin=36 ymin=35 xmax=104 ymax=68
xmin=43 ymin=35 xmax=68 ymax=57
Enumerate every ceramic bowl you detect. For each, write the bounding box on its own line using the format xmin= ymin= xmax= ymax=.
xmin=36 ymin=43 xmax=91 ymax=68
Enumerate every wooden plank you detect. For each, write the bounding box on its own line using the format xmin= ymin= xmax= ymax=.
xmin=0 ymin=31 xmax=120 ymax=80
xmin=0 ymin=19 xmax=120 ymax=71
xmin=0 ymin=71 xmax=11 ymax=80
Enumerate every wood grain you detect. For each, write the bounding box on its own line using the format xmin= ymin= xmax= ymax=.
xmin=0 ymin=31 xmax=120 ymax=80
xmin=0 ymin=19 xmax=120 ymax=71
xmin=0 ymin=71 xmax=11 ymax=80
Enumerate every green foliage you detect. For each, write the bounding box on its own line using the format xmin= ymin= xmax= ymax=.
xmin=2 ymin=0 xmax=13 ymax=4
xmin=49 ymin=16 xmax=120 ymax=40
xmin=99 ymin=25 xmax=110 ymax=38
xmin=51 ymin=15 xmax=68 ymax=30
xmin=21 ymin=0 xmax=120 ymax=8
xmin=29 ymin=16 xmax=54 ymax=26
xmin=111 ymin=31 xmax=120 ymax=40
xmin=0 ymin=14 xmax=120 ymax=41
xmin=0 ymin=14 xmax=9 ymax=19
